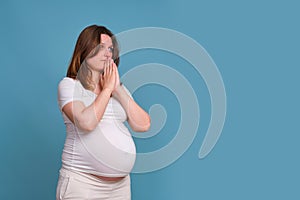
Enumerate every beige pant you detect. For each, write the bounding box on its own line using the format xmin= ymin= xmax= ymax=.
xmin=56 ymin=168 xmax=131 ymax=200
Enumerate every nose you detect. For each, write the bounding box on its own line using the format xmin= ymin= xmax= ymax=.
xmin=104 ymin=48 xmax=112 ymax=59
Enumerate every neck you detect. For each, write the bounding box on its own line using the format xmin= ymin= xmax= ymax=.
xmin=91 ymin=70 xmax=101 ymax=90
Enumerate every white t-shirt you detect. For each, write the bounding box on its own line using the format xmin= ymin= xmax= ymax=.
xmin=57 ymin=77 xmax=136 ymax=177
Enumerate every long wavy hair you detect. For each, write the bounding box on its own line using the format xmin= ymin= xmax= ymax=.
xmin=66 ymin=25 xmax=120 ymax=90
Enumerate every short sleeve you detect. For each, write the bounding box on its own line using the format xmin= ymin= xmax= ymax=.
xmin=57 ymin=77 xmax=82 ymax=111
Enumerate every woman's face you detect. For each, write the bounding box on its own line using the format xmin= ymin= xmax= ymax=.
xmin=86 ymin=34 xmax=113 ymax=72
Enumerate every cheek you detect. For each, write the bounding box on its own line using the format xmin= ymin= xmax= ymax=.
xmin=86 ymin=57 xmax=98 ymax=68
xmin=98 ymin=60 xmax=105 ymax=68
xmin=85 ymin=58 xmax=94 ymax=67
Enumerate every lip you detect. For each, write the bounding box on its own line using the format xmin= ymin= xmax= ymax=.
xmin=100 ymin=59 xmax=114 ymax=62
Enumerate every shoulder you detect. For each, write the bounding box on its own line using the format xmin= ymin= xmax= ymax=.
xmin=58 ymin=77 xmax=78 ymax=90
xmin=57 ymin=77 xmax=81 ymax=109
xmin=57 ymin=77 xmax=77 ymax=96
xmin=58 ymin=77 xmax=75 ymax=86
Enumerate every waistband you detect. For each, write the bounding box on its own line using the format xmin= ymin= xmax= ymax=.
xmin=59 ymin=168 xmax=129 ymax=186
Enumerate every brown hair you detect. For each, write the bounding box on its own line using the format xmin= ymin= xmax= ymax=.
xmin=66 ymin=25 xmax=120 ymax=90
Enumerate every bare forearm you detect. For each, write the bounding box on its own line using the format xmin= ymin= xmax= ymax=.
xmin=113 ymin=85 xmax=151 ymax=132
xmin=76 ymin=88 xmax=112 ymax=131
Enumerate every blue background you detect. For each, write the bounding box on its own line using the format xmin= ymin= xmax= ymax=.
xmin=1 ymin=0 xmax=299 ymax=199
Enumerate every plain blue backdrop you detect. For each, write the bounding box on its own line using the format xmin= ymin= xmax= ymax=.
xmin=1 ymin=0 xmax=299 ymax=199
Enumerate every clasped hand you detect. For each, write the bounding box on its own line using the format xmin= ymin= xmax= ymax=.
xmin=100 ymin=59 xmax=121 ymax=93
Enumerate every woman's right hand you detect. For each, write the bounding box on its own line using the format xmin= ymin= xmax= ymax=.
xmin=100 ymin=59 xmax=116 ymax=92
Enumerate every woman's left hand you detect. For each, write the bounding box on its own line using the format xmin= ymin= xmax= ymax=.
xmin=113 ymin=61 xmax=121 ymax=90
xmin=110 ymin=59 xmax=122 ymax=94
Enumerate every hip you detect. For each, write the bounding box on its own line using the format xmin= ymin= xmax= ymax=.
xmin=56 ymin=168 xmax=131 ymax=200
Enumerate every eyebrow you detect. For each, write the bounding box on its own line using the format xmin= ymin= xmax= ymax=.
xmin=100 ymin=42 xmax=113 ymax=47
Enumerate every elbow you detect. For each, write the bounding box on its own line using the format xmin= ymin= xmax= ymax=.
xmin=142 ymin=116 xmax=151 ymax=132
xmin=132 ymin=125 xmax=149 ymax=132
xmin=82 ymin=125 xmax=96 ymax=133
xmin=77 ymin=120 xmax=97 ymax=133
xmin=131 ymin=115 xmax=151 ymax=132
xmin=142 ymin=122 xmax=151 ymax=132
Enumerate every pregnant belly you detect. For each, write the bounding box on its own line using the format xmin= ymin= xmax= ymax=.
xmin=77 ymin=121 xmax=136 ymax=174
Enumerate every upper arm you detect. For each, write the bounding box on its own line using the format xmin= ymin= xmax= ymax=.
xmin=58 ymin=78 xmax=85 ymax=123
xmin=62 ymin=101 xmax=86 ymax=124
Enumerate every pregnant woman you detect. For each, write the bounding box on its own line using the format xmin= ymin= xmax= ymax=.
xmin=56 ymin=25 xmax=151 ymax=200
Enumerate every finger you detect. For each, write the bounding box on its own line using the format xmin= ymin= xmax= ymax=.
xmin=100 ymin=75 xmax=104 ymax=86
xmin=113 ymin=63 xmax=118 ymax=75
xmin=110 ymin=62 xmax=114 ymax=74
xmin=103 ymin=63 xmax=107 ymax=75
xmin=107 ymin=63 xmax=111 ymax=74
xmin=109 ymin=59 xmax=114 ymax=73
xmin=105 ymin=61 xmax=110 ymax=75
xmin=113 ymin=64 xmax=118 ymax=77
